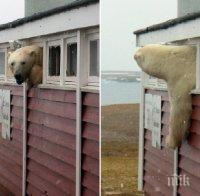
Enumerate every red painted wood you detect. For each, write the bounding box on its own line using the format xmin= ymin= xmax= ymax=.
xmin=28 ymin=110 xmax=76 ymax=135
xmin=11 ymin=117 xmax=23 ymax=130
xmin=82 ymin=122 xmax=99 ymax=142
xmin=82 ymin=155 xmax=99 ymax=176
xmin=28 ymin=97 xmax=76 ymax=119
xmin=27 ymin=160 xmax=75 ymax=195
xmin=27 ymin=184 xmax=46 ymax=196
xmin=82 ymin=92 xmax=99 ymax=107
xmin=82 ymin=106 xmax=99 ymax=125
xmin=11 ymin=96 xmax=23 ymax=107
xmin=82 ymin=187 xmax=98 ymax=196
xmin=28 ymin=134 xmax=76 ymax=166
xmin=27 ymin=172 xmax=66 ymax=196
xmin=144 ymin=182 xmax=165 ymax=196
xmin=162 ymin=101 xmax=170 ymax=112
xmin=28 ymin=88 xmax=76 ymax=103
xmin=28 ymin=147 xmax=75 ymax=182
xmin=28 ymin=122 xmax=76 ymax=150
xmin=178 ymin=185 xmax=199 ymax=196
xmin=190 ymin=119 xmax=200 ymax=135
xmin=82 ymin=139 xmax=99 ymax=160
xmin=82 ymin=171 xmax=99 ymax=194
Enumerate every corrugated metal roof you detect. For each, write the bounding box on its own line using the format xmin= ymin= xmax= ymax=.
xmin=0 ymin=0 xmax=99 ymax=32
xmin=134 ymin=11 xmax=200 ymax=35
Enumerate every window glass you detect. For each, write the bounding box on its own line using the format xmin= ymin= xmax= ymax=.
xmin=67 ymin=43 xmax=77 ymax=76
xmin=90 ymin=40 xmax=99 ymax=76
xmin=49 ymin=46 xmax=60 ymax=76
xmin=0 ymin=52 xmax=5 ymax=75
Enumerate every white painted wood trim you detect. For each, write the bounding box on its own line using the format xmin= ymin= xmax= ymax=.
xmin=136 ymin=16 xmax=200 ymax=46
xmin=22 ymin=83 xmax=27 ymax=196
xmin=138 ymin=71 xmax=145 ymax=191
xmin=196 ymin=44 xmax=200 ymax=90
xmin=0 ymin=3 xmax=99 ymax=44
xmin=173 ymin=148 xmax=178 ymax=196
xmin=76 ymin=30 xmax=82 ymax=196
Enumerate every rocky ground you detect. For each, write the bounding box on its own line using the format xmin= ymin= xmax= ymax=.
xmin=101 ymin=104 xmax=143 ymax=196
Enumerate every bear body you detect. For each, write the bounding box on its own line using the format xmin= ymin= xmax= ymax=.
xmin=134 ymin=44 xmax=196 ymax=149
xmin=8 ymin=45 xmax=43 ymax=87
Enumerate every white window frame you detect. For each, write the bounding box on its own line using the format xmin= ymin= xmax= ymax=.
xmin=86 ymin=29 xmax=99 ymax=86
xmin=65 ymin=34 xmax=77 ymax=85
xmin=46 ymin=40 xmax=62 ymax=85
xmin=0 ymin=48 xmax=6 ymax=82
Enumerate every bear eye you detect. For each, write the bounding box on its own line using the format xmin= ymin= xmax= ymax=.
xmin=21 ymin=61 xmax=25 ymax=65
xmin=11 ymin=62 xmax=14 ymax=66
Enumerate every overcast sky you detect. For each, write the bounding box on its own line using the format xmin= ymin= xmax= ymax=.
xmin=101 ymin=0 xmax=177 ymax=71
xmin=0 ymin=1 xmax=177 ymax=72
xmin=0 ymin=1 xmax=24 ymax=24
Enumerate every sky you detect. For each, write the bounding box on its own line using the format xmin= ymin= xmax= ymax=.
xmin=101 ymin=0 xmax=177 ymax=71
xmin=0 ymin=1 xmax=177 ymax=72
xmin=0 ymin=1 xmax=24 ymax=24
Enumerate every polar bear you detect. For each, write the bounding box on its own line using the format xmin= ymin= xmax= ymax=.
xmin=134 ymin=44 xmax=196 ymax=149
xmin=8 ymin=45 xmax=43 ymax=87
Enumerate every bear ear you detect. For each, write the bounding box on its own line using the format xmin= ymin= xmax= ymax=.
xmin=29 ymin=50 xmax=36 ymax=57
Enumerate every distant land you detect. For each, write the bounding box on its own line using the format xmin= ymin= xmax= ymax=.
xmin=102 ymin=70 xmax=141 ymax=82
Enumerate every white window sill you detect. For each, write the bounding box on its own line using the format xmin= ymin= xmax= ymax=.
xmin=81 ymin=85 xmax=99 ymax=93
xmin=38 ymin=84 xmax=76 ymax=91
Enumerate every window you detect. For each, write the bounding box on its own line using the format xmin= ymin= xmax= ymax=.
xmin=89 ymin=40 xmax=99 ymax=77
xmin=0 ymin=52 xmax=5 ymax=76
xmin=66 ymin=43 xmax=77 ymax=76
xmin=48 ymin=45 xmax=60 ymax=76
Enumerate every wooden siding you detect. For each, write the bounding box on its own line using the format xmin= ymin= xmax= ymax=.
xmin=143 ymin=89 xmax=174 ymax=196
xmin=26 ymin=88 xmax=76 ymax=196
xmin=81 ymin=92 xmax=99 ymax=196
xmin=0 ymin=85 xmax=23 ymax=196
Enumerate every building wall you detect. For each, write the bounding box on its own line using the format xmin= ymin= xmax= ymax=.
xmin=25 ymin=0 xmax=76 ymax=16
xmin=0 ymin=85 xmax=99 ymax=196
xmin=143 ymin=89 xmax=200 ymax=195
xmin=178 ymin=0 xmax=200 ymax=16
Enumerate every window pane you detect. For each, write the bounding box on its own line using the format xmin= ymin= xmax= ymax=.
xmin=90 ymin=40 xmax=99 ymax=77
xmin=67 ymin=43 xmax=77 ymax=76
xmin=0 ymin=52 xmax=5 ymax=75
xmin=49 ymin=46 xmax=60 ymax=76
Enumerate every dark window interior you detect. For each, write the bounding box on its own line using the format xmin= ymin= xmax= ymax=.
xmin=49 ymin=46 xmax=60 ymax=76
xmin=0 ymin=52 xmax=5 ymax=75
xmin=90 ymin=40 xmax=99 ymax=77
xmin=66 ymin=43 xmax=77 ymax=76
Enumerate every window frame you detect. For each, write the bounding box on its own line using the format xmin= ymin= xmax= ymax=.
xmin=46 ymin=40 xmax=62 ymax=85
xmin=86 ymin=29 xmax=99 ymax=86
xmin=64 ymin=35 xmax=78 ymax=85
xmin=0 ymin=48 xmax=7 ymax=81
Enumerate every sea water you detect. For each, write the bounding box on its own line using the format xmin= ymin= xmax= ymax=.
xmin=101 ymin=79 xmax=140 ymax=105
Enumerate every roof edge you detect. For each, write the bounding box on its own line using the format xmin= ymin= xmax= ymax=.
xmin=134 ymin=11 xmax=200 ymax=35
xmin=0 ymin=0 xmax=99 ymax=32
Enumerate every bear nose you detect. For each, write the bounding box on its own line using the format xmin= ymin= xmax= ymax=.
xmin=134 ymin=52 xmax=140 ymax=60
xmin=14 ymin=73 xmax=22 ymax=81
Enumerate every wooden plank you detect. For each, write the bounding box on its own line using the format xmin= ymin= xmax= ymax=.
xmin=0 ymin=174 xmax=21 ymax=196
xmin=27 ymin=160 xmax=75 ymax=195
xmin=11 ymin=106 xmax=23 ymax=119
xmin=188 ymin=132 xmax=200 ymax=149
xmin=82 ymin=93 xmax=99 ymax=107
xmin=82 ymin=122 xmax=99 ymax=142
xmin=82 ymin=139 xmax=99 ymax=159
xmin=179 ymin=141 xmax=200 ymax=164
xmin=11 ymin=128 xmax=22 ymax=143
xmin=144 ymin=150 xmax=173 ymax=175
xmin=82 ymin=171 xmax=99 ymax=194
xmin=179 ymin=156 xmax=200 ymax=178
xmin=0 ymin=85 xmax=23 ymax=96
xmin=82 ymin=187 xmax=98 ymax=196
xmin=27 ymin=172 xmax=66 ymax=196
xmin=145 ymin=139 xmax=173 ymax=163
xmin=28 ymin=147 xmax=75 ymax=182
xmin=161 ymin=112 xmax=170 ymax=125
xmin=11 ymin=96 xmax=23 ymax=107
xmin=28 ymin=135 xmax=76 ymax=166
xmin=11 ymin=117 xmax=23 ymax=130
xmin=161 ymin=101 xmax=170 ymax=113
xmin=145 ymin=89 xmax=169 ymax=101
xmin=179 ymin=169 xmax=200 ymax=194
xmin=144 ymin=182 xmax=165 ymax=196
xmin=27 ymin=184 xmax=46 ymax=196
xmin=28 ymin=88 xmax=76 ymax=103
xmin=82 ymin=106 xmax=99 ymax=125
xmin=82 ymin=155 xmax=99 ymax=176
xmin=28 ymin=122 xmax=76 ymax=150
xmin=28 ymin=97 xmax=76 ymax=119
xmin=178 ymin=185 xmax=199 ymax=196
xmin=28 ymin=110 xmax=76 ymax=135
